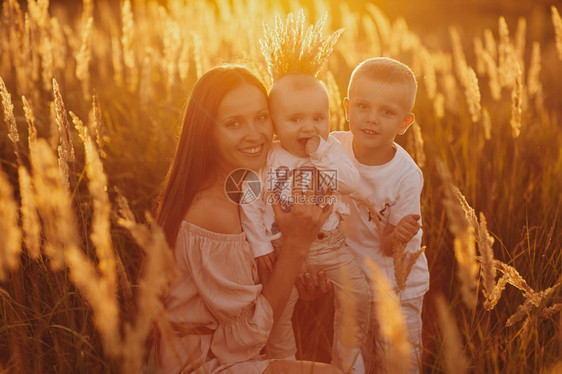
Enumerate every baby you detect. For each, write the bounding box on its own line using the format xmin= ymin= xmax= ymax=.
xmin=241 ymin=73 xmax=370 ymax=373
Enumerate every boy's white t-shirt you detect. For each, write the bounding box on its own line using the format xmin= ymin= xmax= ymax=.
xmin=332 ymin=131 xmax=429 ymax=300
xmin=241 ymin=135 xmax=360 ymax=258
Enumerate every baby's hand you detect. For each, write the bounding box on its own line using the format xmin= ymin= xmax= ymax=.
xmin=305 ymin=135 xmax=321 ymax=155
xmin=394 ymin=214 xmax=421 ymax=244
xmin=256 ymin=252 xmax=277 ymax=273
xmin=296 ymin=271 xmax=334 ymax=300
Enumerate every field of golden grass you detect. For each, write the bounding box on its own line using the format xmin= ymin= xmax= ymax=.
xmin=0 ymin=0 xmax=561 ymax=372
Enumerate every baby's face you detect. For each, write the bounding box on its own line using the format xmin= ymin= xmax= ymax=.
xmin=270 ymin=84 xmax=330 ymax=158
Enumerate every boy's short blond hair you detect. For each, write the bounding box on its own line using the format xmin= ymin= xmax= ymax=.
xmin=348 ymin=57 xmax=418 ymax=111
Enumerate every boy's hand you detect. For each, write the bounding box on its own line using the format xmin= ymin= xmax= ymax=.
xmin=394 ymin=214 xmax=421 ymax=244
xmin=256 ymin=252 xmax=277 ymax=273
xmin=381 ymin=214 xmax=421 ymax=256
xmin=305 ymin=135 xmax=321 ymax=155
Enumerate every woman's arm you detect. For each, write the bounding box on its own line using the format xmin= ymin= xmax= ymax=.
xmin=260 ymin=187 xmax=332 ymax=321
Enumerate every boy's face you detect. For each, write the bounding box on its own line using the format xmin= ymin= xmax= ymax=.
xmin=270 ymin=85 xmax=330 ymax=158
xmin=344 ymin=77 xmax=414 ymax=157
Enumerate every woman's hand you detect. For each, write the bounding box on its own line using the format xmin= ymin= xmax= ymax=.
xmin=271 ymin=174 xmax=333 ymax=257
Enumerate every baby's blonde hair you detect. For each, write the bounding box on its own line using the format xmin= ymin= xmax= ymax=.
xmin=348 ymin=57 xmax=417 ymax=110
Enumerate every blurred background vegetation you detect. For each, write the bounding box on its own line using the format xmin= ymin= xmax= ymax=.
xmin=1 ymin=0 xmax=561 ymax=372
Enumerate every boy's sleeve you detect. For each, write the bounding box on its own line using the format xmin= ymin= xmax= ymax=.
xmin=240 ymin=190 xmax=275 ymax=258
xmin=309 ymin=135 xmax=360 ymax=195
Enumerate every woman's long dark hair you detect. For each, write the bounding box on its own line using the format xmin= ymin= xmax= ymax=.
xmin=155 ymin=65 xmax=268 ymax=248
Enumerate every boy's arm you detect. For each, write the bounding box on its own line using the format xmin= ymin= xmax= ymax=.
xmin=308 ymin=135 xmax=360 ymax=195
xmin=381 ymin=171 xmax=423 ymax=256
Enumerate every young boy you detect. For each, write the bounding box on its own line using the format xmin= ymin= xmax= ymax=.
xmin=241 ymin=73 xmax=371 ymax=373
xmin=333 ymin=57 xmax=429 ymax=373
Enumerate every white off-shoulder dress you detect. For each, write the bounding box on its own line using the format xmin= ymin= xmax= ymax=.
xmin=150 ymin=221 xmax=274 ymax=374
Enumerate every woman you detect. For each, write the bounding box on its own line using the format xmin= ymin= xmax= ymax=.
xmin=152 ymin=65 xmax=341 ymax=374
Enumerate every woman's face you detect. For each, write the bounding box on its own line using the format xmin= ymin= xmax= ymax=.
xmin=212 ymin=84 xmax=273 ymax=173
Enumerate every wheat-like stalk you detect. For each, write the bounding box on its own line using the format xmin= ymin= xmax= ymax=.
xmin=71 ymin=111 xmax=117 ymax=295
xmin=477 ymin=213 xmax=496 ymax=300
xmin=64 ymin=247 xmax=122 ymax=358
xmin=0 ymin=165 xmax=22 ymax=281
xmin=366 ymin=4 xmax=391 ymax=47
xmin=464 ymin=67 xmax=482 ymax=123
xmin=324 ymin=70 xmax=344 ymax=131
xmin=361 ymin=15 xmax=381 ymax=59
xmin=88 ymin=93 xmax=107 ymax=158
xmin=29 ymin=138 xmax=72 ymax=270
xmin=411 ymin=121 xmax=426 ymax=168
xmin=48 ymin=101 xmax=58 ymax=149
xmin=260 ymin=10 xmax=343 ymax=81
xmin=454 ymin=229 xmax=478 ymax=309
xmin=483 ymin=28 xmax=497 ymax=62
xmin=442 ymin=73 xmax=459 ymax=111
xmin=337 ymin=268 xmax=359 ymax=372
xmin=450 ymin=188 xmax=497 ymax=301
xmin=483 ymin=273 xmax=509 ymax=311
xmin=121 ymin=0 xmax=137 ymax=91
xmin=39 ymin=22 xmax=54 ymax=92
xmin=433 ymin=93 xmax=445 ymax=119
xmin=192 ymin=32 xmax=207 ymax=79
xmin=393 ymin=243 xmax=425 ymax=293
xmin=552 ymin=6 xmax=562 ymax=61
xmin=449 ymin=27 xmax=468 ymax=88
xmin=365 ymin=259 xmax=412 ymax=374
xmin=52 ymin=78 xmax=75 ymax=163
xmin=506 ymin=284 xmax=559 ymax=327
xmin=510 ymin=63 xmax=523 ymax=138
xmin=495 ymin=261 xmax=538 ymax=304
xmin=421 ymin=48 xmax=437 ymax=100
xmin=527 ymin=42 xmax=542 ymax=98
xmin=115 ymin=191 xmax=178 ymax=373
xmin=139 ymin=54 xmax=153 ymax=105
xmin=30 ymin=138 xmax=121 ymax=357
xmin=18 ymin=165 xmax=40 ymax=259
xmin=514 ymin=17 xmax=526 ymax=70
xmin=473 ymin=36 xmax=486 ymax=75
xmin=0 ymin=76 xmax=20 ymax=156
xmin=5 ymin=0 xmax=27 ymax=95
xmin=81 ymin=0 xmax=94 ymax=33
xmin=20 ymin=13 xmax=34 ymax=95
xmin=163 ymin=17 xmax=181 ymax=96
xmin=22 ymin=95 xmax=37 ymax=144
xmin=435 ymin=294 xmax=469 ymax=374
xmin=498 ymin=17 xmax=518 ymax=90
xmin=473 ymin=30 xmax=501 ymax=100
xmin=75 ymin=16 xmax=93 ymax=101
xmin=538 ymin=303 xmax=562 ymax=320
xmin=436 ymin=160 xmax=478 ymax=309
xmin=482 ymin=50 xmax=501 ymax=101
xmin=111 ymin=35 xmax=124 ymax=86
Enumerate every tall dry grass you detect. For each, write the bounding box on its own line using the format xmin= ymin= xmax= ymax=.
xmin=0 ymin=1 xmax=560 ymax=372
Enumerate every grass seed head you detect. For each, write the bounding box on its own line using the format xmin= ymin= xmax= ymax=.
xmin=0 ymin=165 xmax=22 ymax=281
xmin=365 ymin=259 xmax=412 ymax=374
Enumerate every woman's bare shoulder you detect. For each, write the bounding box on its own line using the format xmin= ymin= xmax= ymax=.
xmin=184 ymin=196 xmax=241 ymax=234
